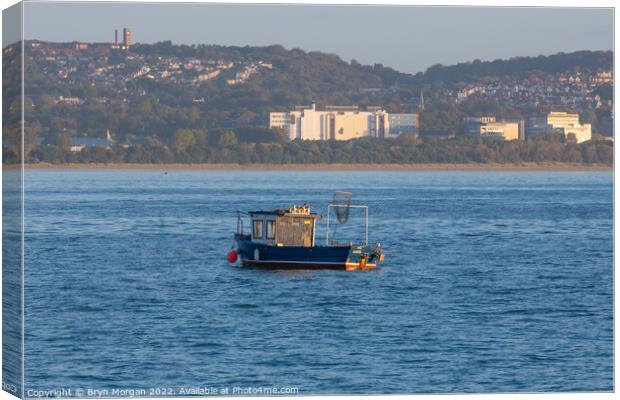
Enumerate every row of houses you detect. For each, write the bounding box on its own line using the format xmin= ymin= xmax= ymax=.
xmin=32 ymin=130 xmax=155 ymax=152
xmin=453 ymin=69 xmax=613 ymax=111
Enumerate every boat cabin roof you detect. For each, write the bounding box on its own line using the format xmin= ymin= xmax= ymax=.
xmin=248 ymin=206 xmax=321 ymax=219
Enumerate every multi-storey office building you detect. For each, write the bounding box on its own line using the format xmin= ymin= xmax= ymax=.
xmin=527 ymin=112 xmax=592 ymax=143
xmin=388 ymin=114 xmax=420 ymax=136
xmin=463 ymin=116 xmax=498 ymax=135
xmin=269 ymin=104 xmax=418 ymax=141
xmin=479 ymin=122 xmax=520 ymax=140
xmin=464 ymin=116 xmax=522 ymax=140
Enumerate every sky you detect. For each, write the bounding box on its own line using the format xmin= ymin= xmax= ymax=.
xmin=5 ymin=2 xmax=614 ymax=74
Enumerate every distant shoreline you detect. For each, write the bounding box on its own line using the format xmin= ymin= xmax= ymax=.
xmin=7 ymin=162 xmax=613 ymax=171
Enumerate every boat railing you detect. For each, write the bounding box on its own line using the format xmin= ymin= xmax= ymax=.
xmin=325 ymin=204 xmax=368 ymax=246
xmin=236 ymin=210 xmax=248 ymax=234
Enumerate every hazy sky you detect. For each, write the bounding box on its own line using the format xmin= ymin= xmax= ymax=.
xmin=9 ymin=2 xmax=615 ymax=74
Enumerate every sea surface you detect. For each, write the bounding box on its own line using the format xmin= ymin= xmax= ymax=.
xmin=20 ymin=170 xmax=613 ymax=395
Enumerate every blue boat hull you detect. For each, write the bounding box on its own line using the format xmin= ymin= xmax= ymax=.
xmin=233 ymin=234 xmax=383 ymax=270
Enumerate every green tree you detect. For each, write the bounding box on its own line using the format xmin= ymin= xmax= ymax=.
xmin=396 ymin=133 xmax=420 ymax=147
xmin=219 ymin=130 xmax=238 ymax=147
xmin=55 ymin=132 xmax=72 ymax=150
xmin=172 ymin=129 xmax=196 ymax=153
xmin=193 ymin=128 xmax=208 ymax=148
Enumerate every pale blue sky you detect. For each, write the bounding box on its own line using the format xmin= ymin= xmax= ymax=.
xmin=10 ymin=2 xmax=615 ymax=74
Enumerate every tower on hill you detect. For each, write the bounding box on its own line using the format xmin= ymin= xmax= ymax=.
xmin=123 ymin=27 xmax=131 ymax=47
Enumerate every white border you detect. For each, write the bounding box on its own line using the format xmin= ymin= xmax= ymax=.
xmin=0 ymin=2 xmax=615 ymax=400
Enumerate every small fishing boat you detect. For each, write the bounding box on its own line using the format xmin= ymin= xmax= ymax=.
xmin=227 ymin=192 xmax=384 ymax=270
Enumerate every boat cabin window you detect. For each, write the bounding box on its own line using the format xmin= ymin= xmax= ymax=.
xmin=266 ymin=220 xmax=275 ymax=239
xmin=253 ymin=220 xmax=263 ymax=239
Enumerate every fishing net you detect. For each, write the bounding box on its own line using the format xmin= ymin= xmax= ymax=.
xmin=332 ymin=191 xmax=352 ymax=224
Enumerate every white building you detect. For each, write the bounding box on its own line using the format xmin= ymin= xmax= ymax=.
xmin=527 ymin=112 xmax=592 ymax=143
xmin=269 ymin=104 xmax=418 ymax=141
xmin=464 ymin=117 xmax=521 ymax=140
xmin=478 ymin=122 xmax=520 ymax=140
xmin=57 ymin=96 xmax=83 ymax=105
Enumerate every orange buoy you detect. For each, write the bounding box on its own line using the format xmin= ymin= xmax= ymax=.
xmin=227 ymin=250 xmax=238 ymax=263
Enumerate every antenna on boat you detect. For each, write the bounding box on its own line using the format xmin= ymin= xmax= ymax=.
xmin=330 ymin=191 xmax=352 ymax=243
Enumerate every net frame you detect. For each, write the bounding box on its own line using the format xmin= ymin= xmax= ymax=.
xmin=332 ymin=191 xmax=352 ymax=224
xmin=325 ymin=192 xmax=369 ymax=246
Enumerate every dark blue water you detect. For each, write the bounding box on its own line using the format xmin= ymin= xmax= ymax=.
xmin=23 ymin=170 xmax=613 ymax=395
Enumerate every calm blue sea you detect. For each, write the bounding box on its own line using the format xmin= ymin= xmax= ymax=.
xmin=21 ymin=170 xmax=613 ymax=395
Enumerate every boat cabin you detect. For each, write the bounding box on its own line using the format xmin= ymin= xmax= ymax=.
xmin=248 ymin=205 xmax=321 ymax=247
